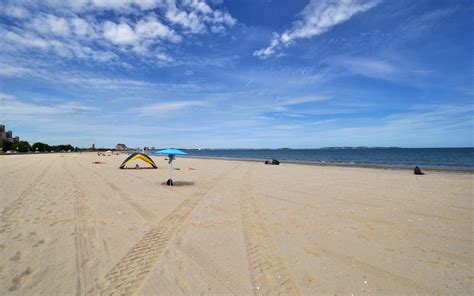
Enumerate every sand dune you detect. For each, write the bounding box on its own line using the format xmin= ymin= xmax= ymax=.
xmin=0 ymin=153 xmax=472 ymax=295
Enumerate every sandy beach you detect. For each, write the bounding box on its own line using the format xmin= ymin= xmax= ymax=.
xmin=0 ymin=152 xmax=472 ymax=295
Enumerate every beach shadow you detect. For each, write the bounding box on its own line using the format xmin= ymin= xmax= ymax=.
xmin=120 ymin=167 xmax=157 ymax=170
xmin=160 ymin=181 xmax=195 ymax=187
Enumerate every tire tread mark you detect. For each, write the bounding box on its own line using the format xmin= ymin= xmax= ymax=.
xmin=240 ymin=167 xmax=300 ymax=295
xmin=99 ymin=164 xmax=241 ymax=296
xmin=66 ymin=160 xmax=104 ymax=296
xmin=0 ymin=158 xmax=45 ymax=177
xmin=0 ymin=159 xmax=55 ymax=234
xmin=318 ymin=246 xmax=439 ymax=294
xmin=177 ymin=238 xmax=253 ymax=295
xmin=73 ymin=158 xmax=154 ymax=221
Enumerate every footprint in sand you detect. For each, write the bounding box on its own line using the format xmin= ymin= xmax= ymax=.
xmin=303 ymin=273 xmax=318 ymax=288
xmin=33 ymin=240 xmax=45 ymax=247
xmin=9 ymin=267 xmax=33 ymax=291
xmin=10 ymin=251 xmax=21 ymax=261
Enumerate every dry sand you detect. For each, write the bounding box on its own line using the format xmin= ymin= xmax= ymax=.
xmin=0 ymin=152 xmax=472 ymax=295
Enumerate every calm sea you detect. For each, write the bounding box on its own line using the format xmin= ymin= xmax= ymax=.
xmin=179 ymin=148 xmax=474 ymax=170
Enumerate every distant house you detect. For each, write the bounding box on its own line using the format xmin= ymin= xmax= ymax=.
xmin=116 ymin=143 xmax=128 ymax=151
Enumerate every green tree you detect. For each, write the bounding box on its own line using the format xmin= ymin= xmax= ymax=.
xmin=51 ymin=144 xmax=74 ymax=152
xmin=2 ymin=141 xmax=13 ymax=151
xmin=11 ymin=141 xmax=31 ymax=153
xmin=32 ymin=142 xmax=51 ymax=152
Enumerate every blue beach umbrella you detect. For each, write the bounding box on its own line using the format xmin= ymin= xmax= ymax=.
xmin=155 ymin=149 xmax=188 ymax=186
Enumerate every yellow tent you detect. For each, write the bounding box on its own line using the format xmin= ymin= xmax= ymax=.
xmin=119 ymin=153 xmax=157 ymax=169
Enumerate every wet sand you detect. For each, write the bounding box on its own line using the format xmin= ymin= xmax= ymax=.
xmin=0 ymin=153 xmax=472 ymax=295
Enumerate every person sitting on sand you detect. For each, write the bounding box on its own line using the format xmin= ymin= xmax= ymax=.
xmin=414 ymin=166 xmax=424 ymax=175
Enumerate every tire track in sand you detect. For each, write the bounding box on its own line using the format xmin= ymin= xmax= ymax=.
xmin=0 ymin=157 xmax=45 ymax=177
xmin=73 ymin=157 xmax=154 ymax=221
xmin=65 ymin=160 xmax=105 ymax=296
xmin=99 ymin=164 xmax=241 ymax=296
xmin=176 ymin=238 xmax=253 ymax=295
xmin=0 ymin=159 xmax=56 ymax=234
xmin=240 ymin=167 xmax=300 ymax=295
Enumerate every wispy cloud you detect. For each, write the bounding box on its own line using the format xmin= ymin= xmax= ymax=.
xmin=333 ymin=56 xmax=397 ymax=79
xmin=140 ymin=100 xmax=208 ymax=116
xmin=0 ymin=93 xmax=99 ymax=118
xmin=278 ymin=95 xmax=331 ymax=107
xmin=254 ymin=0 xmax=380 ymax=59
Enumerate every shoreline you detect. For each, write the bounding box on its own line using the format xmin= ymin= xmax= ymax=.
xmin=184 ymin=155 xmax=474 ymax=173
xmin=2 ymin=152 xmax=473 ymax=173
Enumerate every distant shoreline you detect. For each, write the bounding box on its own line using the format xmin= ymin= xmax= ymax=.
xmin=183 ymin=155 xmax=474 ymax=173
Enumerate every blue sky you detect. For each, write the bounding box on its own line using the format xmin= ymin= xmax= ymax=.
xmin=0 ymin=0 xmax=472 ymax=148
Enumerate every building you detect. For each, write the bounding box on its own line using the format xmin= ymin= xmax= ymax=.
xmin=0 ymin=125 xmax=17 ymax=149
xmin=116 ymin=143 xmax=128 ymax=151
xmin=0 ymin=129 xmax=5 ymax=149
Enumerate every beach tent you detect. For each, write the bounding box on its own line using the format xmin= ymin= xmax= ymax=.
xmin=119 ymin=153 xmax=157 ymax=169
xmin=154 ymin=149 xmax=188 ymax=185
xmin=105 ymin=150 xmax=112 ymax=156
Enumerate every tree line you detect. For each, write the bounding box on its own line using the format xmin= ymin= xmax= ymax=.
xmin=2 ymin=141 xmax=78 ymax=153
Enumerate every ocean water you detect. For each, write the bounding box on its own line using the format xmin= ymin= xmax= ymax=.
xmin=179 ymin=148 xmax=474 ymax=170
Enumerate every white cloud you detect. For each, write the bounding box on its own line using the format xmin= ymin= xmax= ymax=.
xmin=1 ymin=27 xmax=118 ymax=62
xmin=141 ymin=100 xmax=208 ymax=115
xmin=156 ymin=52 xmax=175 ymax=62
xmin=0 ymin=0 xmax=237 ymax=64
xmin=3 ymin=5 xmax=30 ymax=18
xmin=0 ymin=63 xmax=34 ymax=77
xmin=166 ymin=6 xmax=207 ymax=33
xmin=135 ymin=17 xmax=182 ymax=43
xmin=89 ymin=0 xmax=162 ymax=11
xmin=2 ymin=28 xmax=50 ymax=50
xmin=103 ymin=21 xmax=139 ymax=45
xmin=71 ymin=17 xmax=93 ymax=36
xmin=165 ymin=0 xmax=236 ymax=34
xmin=31 ymin=14 xmax=71 ymax=36
xmin=255 ymin=0 xmax=380 ymax=59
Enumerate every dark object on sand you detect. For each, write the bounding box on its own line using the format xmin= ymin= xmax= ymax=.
xmin=414 ymin=166 xmax=424 ymax=175
xmin=92 ymin=161 xmax=106 ymax=164
xmin=166 ymin=179 xmax=173 ymax=186
xmin=265 ymin=159 xmax=280 ymax=165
